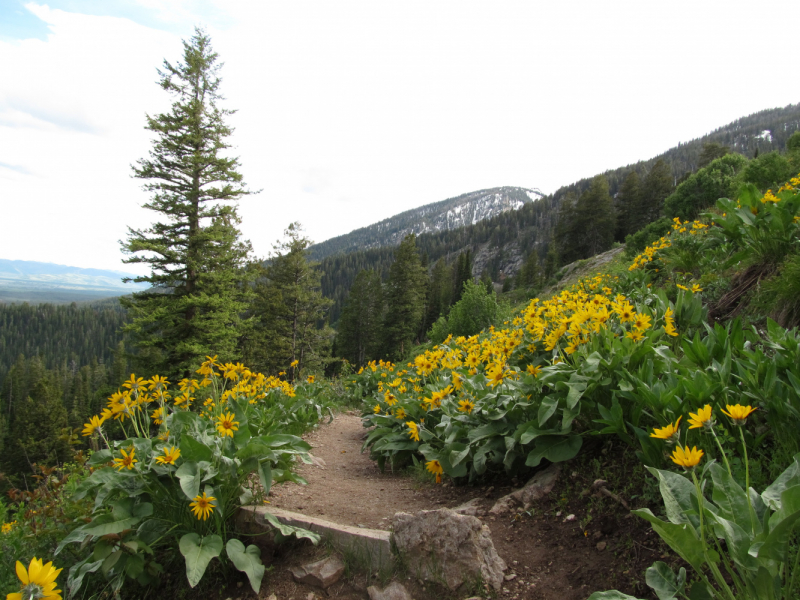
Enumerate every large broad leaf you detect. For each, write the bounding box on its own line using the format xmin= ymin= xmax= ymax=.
xmin=260 ymin=511 xmax=320 ymax=544
xmin=83 ymin=513 xmax=142 ymax=537
xmin=645 ymin=467 xmax=699 ymax=528
xmin=587 ymin=592 xmax=646 ymax=600
xmin=761 ymin=454 xmax=800 ymax=511
xmin=710 ymin=515 xmax=757 ymax=572
xmin=56 ymin=523 xmax=91 ymax=555
xmin=175 ymin=461 xmax=202 ymax=500
xmin=525 ymin=435 xmax=582 ymax=467
xmin=257 ymin=461 xmax=273 ymax=496
xmin=226 ymin=538 xmax=265 ymax=593
xmin=633 ymin=509 xmax=706 ymax=571
xmin=180 ymin=434 xmax=213 ymax=463
xmin=67 ymin=557 xmax=103 ymax=597
xmin=537 ymin=396 xmax=559 ymax=427
xmin=757 ymin=485 xmax=800 ymax=562
xmin=645 ymin=561 xmax=686 ymax=600
xmin=708 ymin=463 xmax=757 ymax=534
xmin=179 ymin=533 xmax=223 ymax=588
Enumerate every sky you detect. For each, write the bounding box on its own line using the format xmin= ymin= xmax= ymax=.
xmin=1 ymin=0 xmax=799 ymax=276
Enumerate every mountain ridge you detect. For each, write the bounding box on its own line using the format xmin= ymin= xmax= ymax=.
xmin=308 ymin=186 xmax=543 ymax=261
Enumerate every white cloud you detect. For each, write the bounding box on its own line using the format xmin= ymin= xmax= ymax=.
xmin=1 ymin=0 xmax=799 ymax=272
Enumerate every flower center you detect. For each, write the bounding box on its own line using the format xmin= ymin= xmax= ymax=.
xmin=22 ymin=583 xmax=45 ymax=600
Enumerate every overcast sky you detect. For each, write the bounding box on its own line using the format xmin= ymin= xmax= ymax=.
xmin=1 ymin=0 xmax=799 ymax=276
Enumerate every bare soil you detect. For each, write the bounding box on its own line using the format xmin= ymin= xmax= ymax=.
xmin=210 ymin=411 xmax=679 ymax=600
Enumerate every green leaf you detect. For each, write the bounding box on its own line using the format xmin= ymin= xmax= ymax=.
xmin=257 ymin=461 xmax=273 ymax=496
xmin=537 ymin=396 xmax=559 ymax=427
xmin=645 ymin=561 xmax=686 ymax=600
xmin=83 ymin=513 xmax=142 ymax=537
xmin=757 ymin=485 xmax=800 ymax=562
xmin=175 ymin=461 xmax=202 ymax=500
xmin=180 ymin=434 xmax=213 ymax=463
xmin=761 ymin=454 xmax=800 ymax=511
xmin=525 ymin=435 xmax=582 ymax=467
xmin=179 ymin=533 xmax=223 ymax=588
xmin=708 ymin=463 xmax=755 ymax=533
xmin=88 ymin=449 xmax=112 ymax=465
xmin=55 ymin=524 xmax=91 ymax=555
xmin=260 ymin=511 xmax=320 ymax=544
xmin=67 ymin=558 xmax=103 ymax=597
xmin=226 ymin=538 xmax=265 ymax=594
xmin=645 ymin=467 xmax=699 ymax=528
xmin=587 ymin=592 xmax=646 ymax=600
xmin=633 ymin=508 xmax=706 ymax=571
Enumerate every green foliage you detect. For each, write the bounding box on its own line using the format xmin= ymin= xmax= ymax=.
xmin=557 ymin=176 xmax=615 ymax=264
xmin=760 ymin=253 xmax=800 ymax=328
xmin=242 ymin=223 xmax=333 ymax=378
xmin=0 ymin=300 xmax=127 ymax=394
xmin=58 ymin=362 xmax=322 ymax=595
xmin=624 ymin=218 xmax=672 ymax=257
xmin=428 ymin=280 xmax=499 ymax=344
xmin=383 ymin=234 xmax=428 ymax=359
xmin=615 ymin=171 xmax=642 ymax=240
xmin=740 ymin=151 xmax=793 ymax=192
xmin=1 ymin=461 xmax=93 ymax=599
xmin=640 ymin=158 xmax=674 ymax=225
xmin=664 ymin=153 xmax=749 ymax=221
xmin=336 ymin=269 xmax=385 ymax=367
xmin=596 ymin=451 xmax=800 ymax=600
xmin=121 ymin=29 xmax=254 ymax=379
xmin=698 ymin=141 xmax=731 ymax=169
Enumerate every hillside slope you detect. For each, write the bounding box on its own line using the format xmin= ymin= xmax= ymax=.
xmin=308 ymin=186 xmax=543 ymax=261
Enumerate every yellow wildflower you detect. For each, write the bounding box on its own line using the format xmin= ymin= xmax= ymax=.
xmin=155 ymin=446 xmax=181 ymax=466
xmin=189 ymin=492 xmax=216 ymax=521
xmin=650 ymin=416 xmax=681 ymax=443
xmin=8 ymin=557 xmax=63 ymax=600
xmin=688 ymin=405 xmax=714 ymax=429
xmin=81 ymin=415 xmax=105 ymax=437
xmin=721 ymin=404 xmax=756 ymax=425
xmin=670 ymin=445 xmax=703 ymax=469
xmin=215 ymin=412 xmax=239 ymax=438
xmin=426 ymin=459 xmax=444 ymax=484
xmin=113 ymin=448 xmax=138 ymax=471
xmin=406 ymin=421 xmax=420 ymax=442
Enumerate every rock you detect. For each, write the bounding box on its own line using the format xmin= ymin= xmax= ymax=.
xmin=452 ymin=497 xmax=482 ymax=516
xmin=392 ymin=509 xmax=506 ymax=591
xmin=563 ymin=514 xmax=576 ymax=522
xmin=489 ymin=464 xmax=560 ymax=514
xmin=504 ymin=573 xmax=517 ymax=581
xmin=366 ymin=581 xmax=413 ymax=600
xmin=596 ymin=541 xmax=607 ymax=551
xmin=267 ymin=595 xmax=277 ymax=600
xmin=290 ymin=555 xmax=345 ymax=589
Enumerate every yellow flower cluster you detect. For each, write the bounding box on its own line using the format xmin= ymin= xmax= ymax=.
xmin=80 ymin=357 xmax=296 ymax=442
xmin=628 ymin=218 xmax=708 ymax=271
xmin=650 ymin=404 xmax=757 ymax=469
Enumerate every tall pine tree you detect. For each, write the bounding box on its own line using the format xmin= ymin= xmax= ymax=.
xmin=336 ymin=269 xmax=384 ymax=367
xmin=384 ymin=234 xmax=427 ymax=359
xmin=121 ymin=29 xmax=253 ymax=378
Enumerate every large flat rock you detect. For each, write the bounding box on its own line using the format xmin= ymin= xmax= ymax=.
xmin=240 ymin=506 xmax=393 ymax=570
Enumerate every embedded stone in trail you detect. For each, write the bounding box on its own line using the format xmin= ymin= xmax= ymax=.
xmin=290 ymin=555 xmax=345 ymax=589
xmin=392 ymin=508 xmax=507 ymax=591
xmin=489 ymin=463 xmax=560 ymax=514
xmin=367 ymin=581 xmax=414 ymax=600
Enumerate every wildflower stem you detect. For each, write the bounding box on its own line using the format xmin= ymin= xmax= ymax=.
xmin=710 ymin=427 xmax=732 ymax=478
xmin=786 ymin=541 xmax=800 ymax=600
xmin=735 ymin=426 xmax=758 ymax=535
xmin=691 ymin=470 xmax=737 ymax=600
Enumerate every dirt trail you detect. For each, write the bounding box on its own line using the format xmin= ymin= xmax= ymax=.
xmin=269 ymin=411 xmax=477 ymax=529
xmin=263 ymin=412 xmax=667 ymax=600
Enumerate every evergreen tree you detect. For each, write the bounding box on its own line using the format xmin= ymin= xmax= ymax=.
xmin=557 ymin=178 xmax=615 ymax=263
xmin=423 ymin=259 xmax=453 ymax=333
xmin=698 ymin=142 xmax=730 ymax=169
xmin=120 ymin=29 xmax=253 ymax=378
xmin=639 ymin=159 xmax=673 ymax=225
xmin=384 ymin=234 xmax=427 ymax=359
xmin=518 ymin=250 xmax=541 ymax=289
xmin=615 ymin=171 xmax=642 ymax=240
xmin=336 ymin=269 xmax=384 ymax=366
xmin=244 ymin=224 xmax=332 ymax=378
xmin=452 ymin=250 xmax=473 ymax=304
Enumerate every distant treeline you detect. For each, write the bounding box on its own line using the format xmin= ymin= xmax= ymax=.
xmin=0 ymin=300 xmax=128 ymax=391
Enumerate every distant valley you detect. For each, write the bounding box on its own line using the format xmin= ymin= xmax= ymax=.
xmin=0 ymin=259 xmax=148 ymax=304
